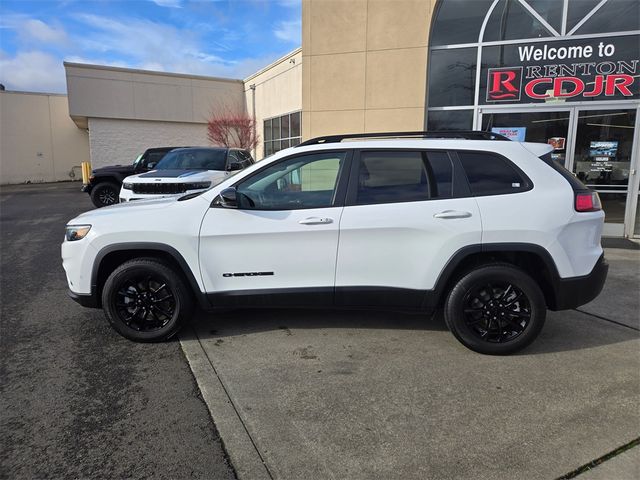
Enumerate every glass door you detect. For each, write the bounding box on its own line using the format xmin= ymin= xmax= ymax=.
xmin=480 ymin=109 xmax=572 ymax=167
xmin=572 ymin=109 xmax=638 ymax=237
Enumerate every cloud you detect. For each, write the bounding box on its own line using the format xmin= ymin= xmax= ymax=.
xmin=274 ymin=19 xmax=301 ymax=43
xmin=150 ymin=0 xmax=182 ymax=7
xmin=0 ymin=15 xmax=68 ymax=47
xmin=21 ymin=19 xmax=68 ymax=45
xmin=71 ymin=13 xmax=247 ymax=75
xmin=0 ymin=50 xmax=66 ymax=93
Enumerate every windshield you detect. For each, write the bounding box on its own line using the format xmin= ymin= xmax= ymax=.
xmin=155 ymin=149 xmax=227 ymax=170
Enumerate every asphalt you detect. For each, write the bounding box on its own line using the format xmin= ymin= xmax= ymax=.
xmin=0 ymin=182 xmax=235 ymax=480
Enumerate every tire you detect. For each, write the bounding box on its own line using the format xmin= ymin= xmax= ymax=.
xmin=101 ymin=258 xmax=194 ymax=342
xmin=444 ymin=263 xmax=546 ymax=355
xmin=90 ymin=182 xmax=120 ymax=208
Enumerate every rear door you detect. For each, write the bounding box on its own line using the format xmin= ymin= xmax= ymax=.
xmin=335 ymin=149 xmax=482 ymax=308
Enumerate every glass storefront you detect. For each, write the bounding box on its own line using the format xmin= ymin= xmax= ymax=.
xmin=481 ymin=110 xmax=571 ymax=166
xmin=427 ymin=0 xmax=640 ymax=237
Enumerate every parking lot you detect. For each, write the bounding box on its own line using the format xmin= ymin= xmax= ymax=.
xmin=0 ymin=182 xmax=234 ymax=479
xmin=1 ymin=182 xmax=639 ymax=479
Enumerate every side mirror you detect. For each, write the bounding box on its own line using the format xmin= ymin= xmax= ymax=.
xmin=227 ymin=162 xmax=243 ymax=171
xmin=218 ymin=187 xmax=238 ymax=208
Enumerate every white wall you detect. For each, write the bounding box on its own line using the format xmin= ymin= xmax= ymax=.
xmin=88 ymin=118 xmax=209 ymax=168
xmin=0 ymin=91 xmax=89 ymax=184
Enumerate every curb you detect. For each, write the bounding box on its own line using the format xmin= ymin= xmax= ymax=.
xmin=180 ymin=327 xmax=272 ymax=480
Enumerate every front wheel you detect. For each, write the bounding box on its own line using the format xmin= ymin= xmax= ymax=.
xmin=444 ymin=264 xmax=546 ymax=355
xmin=101 ymin=258 xmax=194 ymax=342
xmin=90 ymin=182 xmax=119 ymax=208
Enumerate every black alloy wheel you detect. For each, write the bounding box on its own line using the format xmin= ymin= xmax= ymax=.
xmin=102 ymin=258 xmax=193 ymax=342
xmin=462 ymin=282 xmax=531 ymax=343
xmin=444 ymin=264 xmax=546 ymax=355
xmin=114 ymin=275 xmax=176 ymax=332
xmin=90 ymin=182 xmax=119 ymax=208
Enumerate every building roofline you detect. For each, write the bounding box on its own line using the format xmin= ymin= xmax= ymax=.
xmin=62 ymin=61 xmax=244 ymax=84
xmin=243 ymin=47 xmax=301 ymax=82
xmin=0 ymin=89 xmax=67 ymax=97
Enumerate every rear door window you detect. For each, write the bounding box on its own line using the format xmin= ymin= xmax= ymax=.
xmin=353 ymin=150 xmax=454 ymax=205
xmin=458 ymin=151 xmax=530 ymax=196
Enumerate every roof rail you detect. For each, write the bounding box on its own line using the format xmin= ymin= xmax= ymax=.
xmin=296 ymin=130 xmax=510 ymax=147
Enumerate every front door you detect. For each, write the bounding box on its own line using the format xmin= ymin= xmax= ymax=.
xmin=572 ymin=108 xmax=638 ymax=237
xmin=199 ymin=150 xmax=350 ymax=306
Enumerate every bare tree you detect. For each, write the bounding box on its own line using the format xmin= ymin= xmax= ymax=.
xmin=207 ymin=105 xmax=259 ymax=151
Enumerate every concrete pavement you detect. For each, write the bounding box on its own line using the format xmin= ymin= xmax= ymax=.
xmin=183 ymin=248 xmax=640 ymax=480
xmin=578 ymin=248 xmax=640 ymax=329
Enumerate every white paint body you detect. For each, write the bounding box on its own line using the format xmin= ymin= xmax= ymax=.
xmin=62 ymin=139 xmax=605 ymax=299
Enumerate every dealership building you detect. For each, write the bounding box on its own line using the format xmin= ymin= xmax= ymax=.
xmin=1 ymin=0 xmax=638 ymax=237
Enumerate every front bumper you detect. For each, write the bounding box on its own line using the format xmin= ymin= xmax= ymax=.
xmin=550 ymin=253 xmax=608 ymax=310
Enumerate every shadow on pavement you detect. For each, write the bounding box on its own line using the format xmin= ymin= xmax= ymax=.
xmin=190 ymin=306 xmax=638 ymax=355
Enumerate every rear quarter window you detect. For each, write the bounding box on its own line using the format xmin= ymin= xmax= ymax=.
xmin=539 ymin=152 xmax=589 ymax=192
xmin=458 ymin=151 xmax=531 ymax=196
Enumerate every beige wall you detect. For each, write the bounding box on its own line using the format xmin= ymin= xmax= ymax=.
xmin=244 ymin=49 xmax=302 ymax=160
xmin=65 ymin=63 xmax=245 ymax=128
xmin=302 ymin=0 xmax=435 ymax=139
xmin=0 ymin=91 xmax=89 ymax=184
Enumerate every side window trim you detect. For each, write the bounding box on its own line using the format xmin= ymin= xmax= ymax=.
xmin=345 ymin=149 xmax=461 ymax=207
xmin=449 ymin=151 xmax=473 ymax=198
xmin=228 ymin=149 xmax=353 ymax=211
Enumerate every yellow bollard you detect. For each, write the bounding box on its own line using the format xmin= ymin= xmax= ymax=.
xmin=81 ymin=161 xmax=91 ymax=185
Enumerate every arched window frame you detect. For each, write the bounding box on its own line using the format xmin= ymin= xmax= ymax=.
xmin=426 ymin=0 xmax=640 ymax=129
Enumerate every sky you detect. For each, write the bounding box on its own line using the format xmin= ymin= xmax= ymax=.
xmin=0 ymin=0 xmax=302 ymax=93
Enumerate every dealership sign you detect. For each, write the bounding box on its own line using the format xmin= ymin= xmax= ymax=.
xmin=484 ymin=36 xmax=639 ymax=103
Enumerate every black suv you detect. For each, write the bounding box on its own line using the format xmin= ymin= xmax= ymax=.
xmin=83 ymin=147 xmax=182 ymax=207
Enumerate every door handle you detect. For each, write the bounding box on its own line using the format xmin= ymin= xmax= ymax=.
xmin=299 ymin=217 xmax=333 ymax=225
xmin=433 ymin=210 xmax=472 ymax=219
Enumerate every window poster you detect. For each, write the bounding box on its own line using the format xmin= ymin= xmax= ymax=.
xmin=589 ymin=140 xmax=618 ymax=172
xmin=491 ymin=127 xmax=527 ymax=141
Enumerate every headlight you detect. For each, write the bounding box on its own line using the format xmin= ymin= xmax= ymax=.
xmin=122 ymin=182 xmax=133 ymax=190
xmin=188 ymin=182 xmax=211 ymax=190
xmin=65 ymin=225 xmax=91 ymax=241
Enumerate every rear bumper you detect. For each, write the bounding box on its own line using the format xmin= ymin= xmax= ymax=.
xmin=68 ymin=289 xmax=100 ymax=308
xmin=550 ymin=253 xmax=608 ymax=310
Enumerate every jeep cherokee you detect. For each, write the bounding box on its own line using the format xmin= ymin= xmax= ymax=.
xmin=62 ymin=131 xmax=608 ymax=355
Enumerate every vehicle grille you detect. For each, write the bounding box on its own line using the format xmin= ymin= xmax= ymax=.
xmin=132 ymin=183 xmax=197 ymax=195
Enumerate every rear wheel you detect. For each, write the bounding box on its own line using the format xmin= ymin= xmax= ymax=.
xmin=90 ymin=182 xmax=119 ymax=208
xmin=101 ymin=258 xmax=193 ymax=342
xmin=444 ymin=264 xmax=546 ymax=355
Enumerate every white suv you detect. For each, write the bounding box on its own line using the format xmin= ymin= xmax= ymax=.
xmin=62 ymin=131 xmax=608 ymax=355
xmin=119 ymin=147 xmax=254 ymax=202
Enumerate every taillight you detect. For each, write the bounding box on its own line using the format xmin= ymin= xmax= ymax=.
xmin=575 ymin=191 xmax=601 ymax=212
